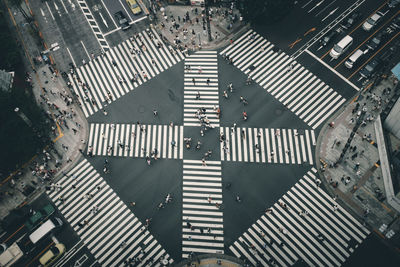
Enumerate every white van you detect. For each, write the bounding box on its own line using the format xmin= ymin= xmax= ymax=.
xmin=29 ymin=217 xmax=63 ymax=244
xmin=345 ymin=49 xmax=365 ymax=68
xmin=330 ymin=35 xmax=353 ymax=59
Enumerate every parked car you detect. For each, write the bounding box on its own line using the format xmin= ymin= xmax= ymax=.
xmin=114 ymin=11 xmax=131 ymax=30
xmin=367 ymin=32 xmax=387 ymax=50
xmin=126 ymin=0 xmax=142 ymax=15
xmin=359 ymin=58 xmax=381 ymax=78
xmin=39 ymin=243 xmax=66 ymax=267
xmin=362 ymin=11 xmax=385 ymax=31
xmin=341 ymin=12 xmax=361 ymax=29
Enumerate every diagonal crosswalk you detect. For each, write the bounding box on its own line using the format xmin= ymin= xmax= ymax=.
xmin=47 ymin=158 xmax=174 ymax=266
xmin=220 ymin=29 xmax=346 ymax=130
xmin=182 ymin=160 xmax=224 ymax=258
xmin=229 ymin=168 xmax=370 ymax=267
xmin=184 ymin=51 xmax=220 ymax=127
xmin=68 ymin=28 xmax=185 ymax=118
xmin=220 ymin=127 xmax=316 ymax=164
xmin=87 ymin=123 xmax=184 ymax=159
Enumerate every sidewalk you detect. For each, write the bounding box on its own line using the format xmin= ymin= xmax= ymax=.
xmin=152 ymin=4 xmax=248 ymax=51
xmin=317 ymin=76 xmax=400 ymax=248
xmin=0 ymin=4 xmax=88 ymax=221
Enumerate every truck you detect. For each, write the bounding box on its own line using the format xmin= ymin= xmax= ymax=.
xmin=0 ymin=242 xmax=24 ymax=267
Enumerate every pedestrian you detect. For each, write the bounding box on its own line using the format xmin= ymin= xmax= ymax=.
xmin=202 ymin=158 xmax=206 ymax=166
xmin=206 ymin=78 xmax=210 ymax=85
xmin=223 ymin=90 xmax=228 ymax=99
xmin=192 ymin=77 xmax=195 ymax=85
xmin=196 ymin=91 xmax=200 ymax=100
xmin=153 ymin=109 xmax=158 ymax=116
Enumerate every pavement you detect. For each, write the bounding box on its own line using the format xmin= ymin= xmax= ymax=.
xmin=0 ymin=2 xmax=88 ymax=221
xmin=317 ymin=75 xmax=400 ymax=250
xmin=153 ymin=4 xmax=248 ymax=51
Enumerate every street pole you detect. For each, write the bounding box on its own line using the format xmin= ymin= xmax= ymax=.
xmin=204 ymin=0 xmax=212 ymax=42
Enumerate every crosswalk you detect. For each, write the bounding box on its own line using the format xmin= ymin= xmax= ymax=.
xmin=229 ymin=168 xmax=370 ymax=267
xmin=184 ymin=51 xmax=220 ymax=127
xmin=69 ymin=28 xmax=185 ymax=118
xmin=220 ymin=29 xmax=346 ymax=130
xmin=87 ymin=123 xmax=184 ymax=159
xmin=182 ymin=160 xmax=224 ymax=258
xmin=220 ymin=127 xmax=316 ymax=165
xmin=47 ymin=158 xmax=174 ymax=266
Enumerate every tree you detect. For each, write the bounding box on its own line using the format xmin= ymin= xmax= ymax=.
xmin=238 ymin=0 xmax=294 ymax=25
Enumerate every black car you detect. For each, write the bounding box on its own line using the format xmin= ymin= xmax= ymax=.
xmin=359 ymin=59 xmax=381 ymax=79
xmin=319 ymin=28 xmax=341 ymax=48
xmin=114 ymin=11 xmax=130 ymax=30
xmin=341 ymin=12 xmax=361 ymax=30
xmin=366 ymin=32 xmax=387 ymax=50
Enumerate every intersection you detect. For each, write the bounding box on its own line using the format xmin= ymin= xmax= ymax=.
xmin=49 ymin=26 xmax=369 ymax=264
xmin=2 ymin=0 xmax=400 ymax=266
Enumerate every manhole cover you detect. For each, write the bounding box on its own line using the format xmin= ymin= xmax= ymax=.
xmin=138 ymin=106 xmax=145 ymax=113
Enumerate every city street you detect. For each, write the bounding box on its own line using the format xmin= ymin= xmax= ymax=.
xmin=1 ymin=0 xmax=400 ymax=266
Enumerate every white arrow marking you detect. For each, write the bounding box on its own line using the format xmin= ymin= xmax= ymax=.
xmin=322 ymin=7 xmax=339 ymax=22
xmin=99 ymin=12 xmax=108 ymax=28
xmin=308 ymin=0 xmax=324 ymax=13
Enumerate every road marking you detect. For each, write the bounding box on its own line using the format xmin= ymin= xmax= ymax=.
xmin=66 ymin=47 xmax=76 ymax=67
xmin=292 ymin=0 xmax=365 ymax=59
xmin=322 ymin=7 xmax=339 ymax=22
xmin=100 ymin=0 xmax=118 ymax=28
xmin=45 ymin=1 xmax=55 ymax=20
xmin=60 ymin=0 xmax=69 ymax=14
xmin=348 ymin=30 xmax=400 ymax=80
xmin=305 ymin=49 xmax=360 ymax=91
xmin=315 ymin=0 xmax=336 ymax=17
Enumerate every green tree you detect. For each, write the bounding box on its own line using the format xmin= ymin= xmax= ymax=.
xmin=238 ymin=0 xmax=294 ymax=25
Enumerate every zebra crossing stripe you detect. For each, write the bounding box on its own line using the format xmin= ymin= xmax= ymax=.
xmin=76 ymin=0 xmax=110 ymax=52
xmin=182 ymin=160 xmax=224 ymax=257
xmin=183 ymin=51 xmax=220 ymax=127
xmin=88 ymin=123 xmax=183 ymax=159
xmin=230 ymin=168 xmax=369 ymax=266
xmin=220 ymin=127 xmax=315 ymax=164
xmin=46 ymin=159 xmax=173 ymax=265
xmin=220 ymin=30 xmax=347 ymax=129
xmin=69 ymin=29 xmax=185 ymax=118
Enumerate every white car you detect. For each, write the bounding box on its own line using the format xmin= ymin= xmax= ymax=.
xmin=362 ymin=12 xmax=384 ymax=31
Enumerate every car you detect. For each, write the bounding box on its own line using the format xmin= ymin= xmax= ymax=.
xmin=114 ymin=11 xmax=131 ymax=30
xmin=39 ymin=243 xmax=66 ymax=267
xmin=341 ymin=12 xmax=361 ymax=29
xmin=359 ymin=58 xmax=381 ymax=79
xmin=366 ymin=32 xmax=387 ymax=50
xmin=319 ymin=28 xmax=341 ymax=48
xmin=388 ymin=0 xmax=400 ymax=8
xmin=126 ymin=0 xmax=142 ymax=15
xmin=362 ymin=12 xmax=384 ymax=31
